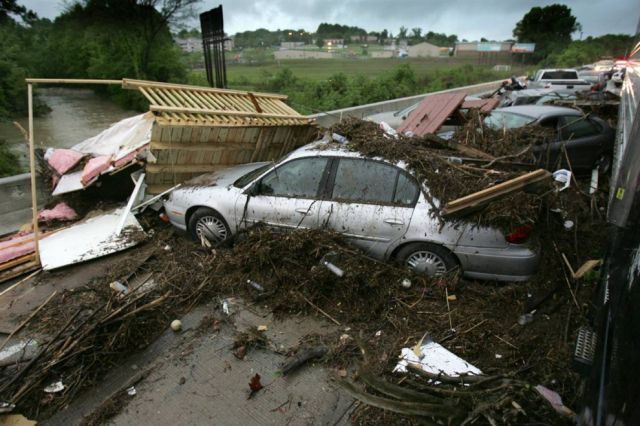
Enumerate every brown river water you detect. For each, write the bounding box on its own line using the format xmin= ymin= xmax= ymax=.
xmin=0 ymin=87 xmax=135 ymax=170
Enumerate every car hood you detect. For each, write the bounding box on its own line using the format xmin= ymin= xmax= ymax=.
xmin=182 ymin=162 xmax=270 ymax=188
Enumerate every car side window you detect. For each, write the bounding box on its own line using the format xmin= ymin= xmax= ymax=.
xmin=394 ymin=172 xmax=419 ymax=206
xmin=560 ymin=116 xmax=599 ymax=139
xmin=331 ymin=158 xmax=404 ymax=205
xmin=257 ymin=157 xmax=328 ymax=198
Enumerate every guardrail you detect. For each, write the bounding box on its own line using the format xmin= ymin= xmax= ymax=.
xmin=308 ymin=78 xmax=506 ymax=128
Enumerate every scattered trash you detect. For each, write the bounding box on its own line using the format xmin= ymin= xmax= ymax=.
xmin=109 ymin=280 xmax=129 ymax=295
xmin=37 ymin=202 xmax=78 ymax=223
xmin=563 ymin=220 xmax=575 ymax=231
xmin=246 ymin=279 xmax=265 ymax=292
xmin=394 ymin=336 xmax=482 ymax=378
xmin=163 ymin=245 xmax=171 ymax=251
xmin=331 ymin=133 xmax=348 ymax=144
xmin=401 ymin=278 xmax=412 ymax=288
xmin=0 ymin=340 xmax=40 ymax=367
xmin=43 ymin=381 xmax=65 ymax=394
xmin=534 ymin=385 xmax=576 ymax=417
xmin=339 ymin=334 xmax=351 ymax=343
xmin=321 ymin=260 xmax=344 ymax=277
xmin=590 ymin=168 xmax=599 ymax=194
xmin=495 ymin=353 xmax=503 ymax=359
xmin=170 ymin=320 xmax=182 ymax=332
xmin=0 ymin=401 xmax=15 ymax=414
xmin=222 ymin=299 xmax=231 ymax=315
xmin=553 ymin=169 xmax=572 ymax=191
xmin=375 ymin=330 xmax=382 ymax=337
xmin=518 ymin=312 xmax=535 ymax=325
xmin=447 ymin=294 xmax=457 ymax=302
xmin=126 ymin=386 xmax=137 ymax=396
xmin=257 ymin=325 xmax=268 ymax=332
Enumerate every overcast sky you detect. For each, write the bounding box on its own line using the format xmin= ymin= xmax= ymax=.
xmin=20 ymin=0 xmax=638 ymax=41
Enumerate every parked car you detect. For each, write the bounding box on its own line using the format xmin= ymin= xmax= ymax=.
xmin=484 ymin=105 xmax=615 ymax=172
xmin=499 ymin=89 xmax=576 ymax=107
xmin=164 ymin=140 xmax=540 ymax=281
xmin=578 ymin=70 xmax=608 ymax=91
xmin=528 ymin=68 xmax=591 ymax=92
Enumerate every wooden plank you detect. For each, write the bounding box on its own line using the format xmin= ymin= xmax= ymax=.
xmin=146 ymin=164 xmax=229 ymax=174
xmin=26 ymin=78 xmax=122 ymax=85
xmin=122 ymin=78 xmax=288 ymax=100
xmin=0 ymin=253 xmax=37 ymax=273
xmin=0 ymin=261 xmax=40 ymax=285
xmin=462 ymin=98 xmax=500 ymax=112
xmin=441 ymin=169 xmax=552 ymax=217
xmin=247 ymin=92 xmax=263 ymax=113
xmin=397 ymin=92 xmax=467 ymax=135
xmin=149 ymin=105 xmax=308 ymax=121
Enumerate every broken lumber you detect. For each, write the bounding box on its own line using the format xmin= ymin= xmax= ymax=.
xmin=441 ymin=169 xmax=552 ymax=217
xmin=398 ymin=92 xmax=467 ymax=136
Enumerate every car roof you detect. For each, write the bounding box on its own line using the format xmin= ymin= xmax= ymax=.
xmin=285 ymin=138 xmax=410 ymax=168
xmin=493 ymin=105 xmax=582 ymax=119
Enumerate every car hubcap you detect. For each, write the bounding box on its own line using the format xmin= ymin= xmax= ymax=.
xmin=195 ymin=216 xmax=227 ymax=243
xmin=406 ymin=251 xmax=447 ymax=276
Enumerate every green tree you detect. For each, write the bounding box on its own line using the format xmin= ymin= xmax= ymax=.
xmin=411 ymin=27 xmax=422 ymax=40
xmin=513 ymin=4 xmax=579 ymax=62
xmin=398 ymin=26 xmax=408 ymax=40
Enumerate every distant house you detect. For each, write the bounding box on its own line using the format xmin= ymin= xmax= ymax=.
xmin=274 ymin=50 xmax=335 ymax=60
xmin=176 ymin=37 xmax=234 ymax=52
xmin=407 ymin=41 xmax=441 ymax=58
xmin=324 ymin=39 xmax=345 ymax=48
xmin=176 ymin=37 xmax=202 ymax=53
xmin=280 ymin=41 xmax=305 ymax=49
xmin=454 ymin=41 xmax=513 ymax=62
xmin=349 ymin=34 xmax=378 ymax=43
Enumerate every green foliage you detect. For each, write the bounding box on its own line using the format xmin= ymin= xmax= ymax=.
xmin=547 ymin=34 xmax=635 ymax=67
xmin=425 ymin=31 xmax=458 ymax=47
xmin=315 ymin=22 xmax=366 ymax=40
xmin=233 ymin=62 xmax=509 ymax=114
xmin=234 ymin=28 xmax=312 ymax=49
xmin=0 ymin=139 xmax=22 ymax=177
xmin=38 ymin=0 xmax=188 ymax=110
xmin=513 ymin=4 xmax=580 ymax=62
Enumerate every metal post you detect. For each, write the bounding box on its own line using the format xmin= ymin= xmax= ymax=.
xmin=27 ymin=83 xmax=40 ymax=264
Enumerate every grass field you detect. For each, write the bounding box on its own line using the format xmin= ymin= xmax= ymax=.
xmin=188 ymin=57 xmax=529 ymax=87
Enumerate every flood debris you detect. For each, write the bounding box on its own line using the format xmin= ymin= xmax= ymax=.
xmin=279 ymin=346 xmax=329 ymax=376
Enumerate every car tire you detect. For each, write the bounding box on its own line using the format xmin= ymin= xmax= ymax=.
xmin=188 ymin=207 xmax=231 ymax=245
xmin=396 ymin=243 xmax=458 ymax=276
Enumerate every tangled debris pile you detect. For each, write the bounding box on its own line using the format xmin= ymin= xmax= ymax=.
xmin=330 ymin=118 xmax=547 ymax=230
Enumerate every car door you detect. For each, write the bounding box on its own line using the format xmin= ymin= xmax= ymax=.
xmin=556 ymin=115 xmax=604 ymax=170
xmin=239 ymin=157 xmax=331 ymax=231
xmin=317 ymin=158 xmax=418 ymax=260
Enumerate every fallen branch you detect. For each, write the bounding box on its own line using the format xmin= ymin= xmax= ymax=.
xmin=279 ymin=346 xmax=328 ymax=376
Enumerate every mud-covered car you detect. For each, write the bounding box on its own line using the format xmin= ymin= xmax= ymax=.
xmin=164 ymin=140 xmax=539 ymax=281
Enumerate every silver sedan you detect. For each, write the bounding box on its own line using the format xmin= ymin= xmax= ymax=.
xmin=164 ymin=140 xmax=539 ymax=281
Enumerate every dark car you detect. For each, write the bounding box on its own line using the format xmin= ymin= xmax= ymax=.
xmin=484 ymin=105 xmax=615 ymax=173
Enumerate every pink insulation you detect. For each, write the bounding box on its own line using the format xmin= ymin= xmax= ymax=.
xmin=0 ymin=233 xmax=35 ymax=264
xmin=48 ymin=149 xmax=84 ymax=175
xmin=81 ymin=155 xmax=112 ymax=186
xmin=38 ymin=202 xmax=78 ymax=222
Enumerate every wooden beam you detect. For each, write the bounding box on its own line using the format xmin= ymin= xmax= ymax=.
xmin=247 ymin=92 xmax=263 ymax=113
xmin=25 ymin=78 xmax=122 ymax=85
xmin=145 ymin=164 xmax=230 ymax=174
xmin=149 ymin=104 xmax=309 ymax=121
xmin=122 ymin=78 xmax=288 ymax=100
xmin=150 ymin=141 xmax=256 ymax=151
xmin=0 ymin=253 xmax=37 ymax=273
xmin=441 ymin=169 xmax=552 ymax=217
xmin=27 ymin=83 xmax=40 ymax=266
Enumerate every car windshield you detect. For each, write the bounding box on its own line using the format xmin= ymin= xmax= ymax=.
xmin=540 ymin=71 xmax=578 ymax=79
xmin=484 ymin=111 xmax=536 ymax=129
xmin=233 ymin=164 xmax=272 ymax=188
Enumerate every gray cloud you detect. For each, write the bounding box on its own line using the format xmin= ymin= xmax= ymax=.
xmin=20 ymin=0 xmax=638 ymax=40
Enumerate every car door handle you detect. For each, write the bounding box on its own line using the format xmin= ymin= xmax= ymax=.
xmin=295 ymin=208 xmax=311 ymax=215
xmin=383 ymin=218 xmax=404 ymax=225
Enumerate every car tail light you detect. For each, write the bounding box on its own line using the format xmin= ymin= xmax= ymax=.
xmin=591 ymin=83 xmax=601 ymax=91
xmin=506 ymin=224 xmax=533 ymax=244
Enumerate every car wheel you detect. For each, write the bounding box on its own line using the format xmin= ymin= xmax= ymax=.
xmin=396 ymin=243 xmax=458 ymax=276
xmin=188 ymin=207 xmax=230 ymax=245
